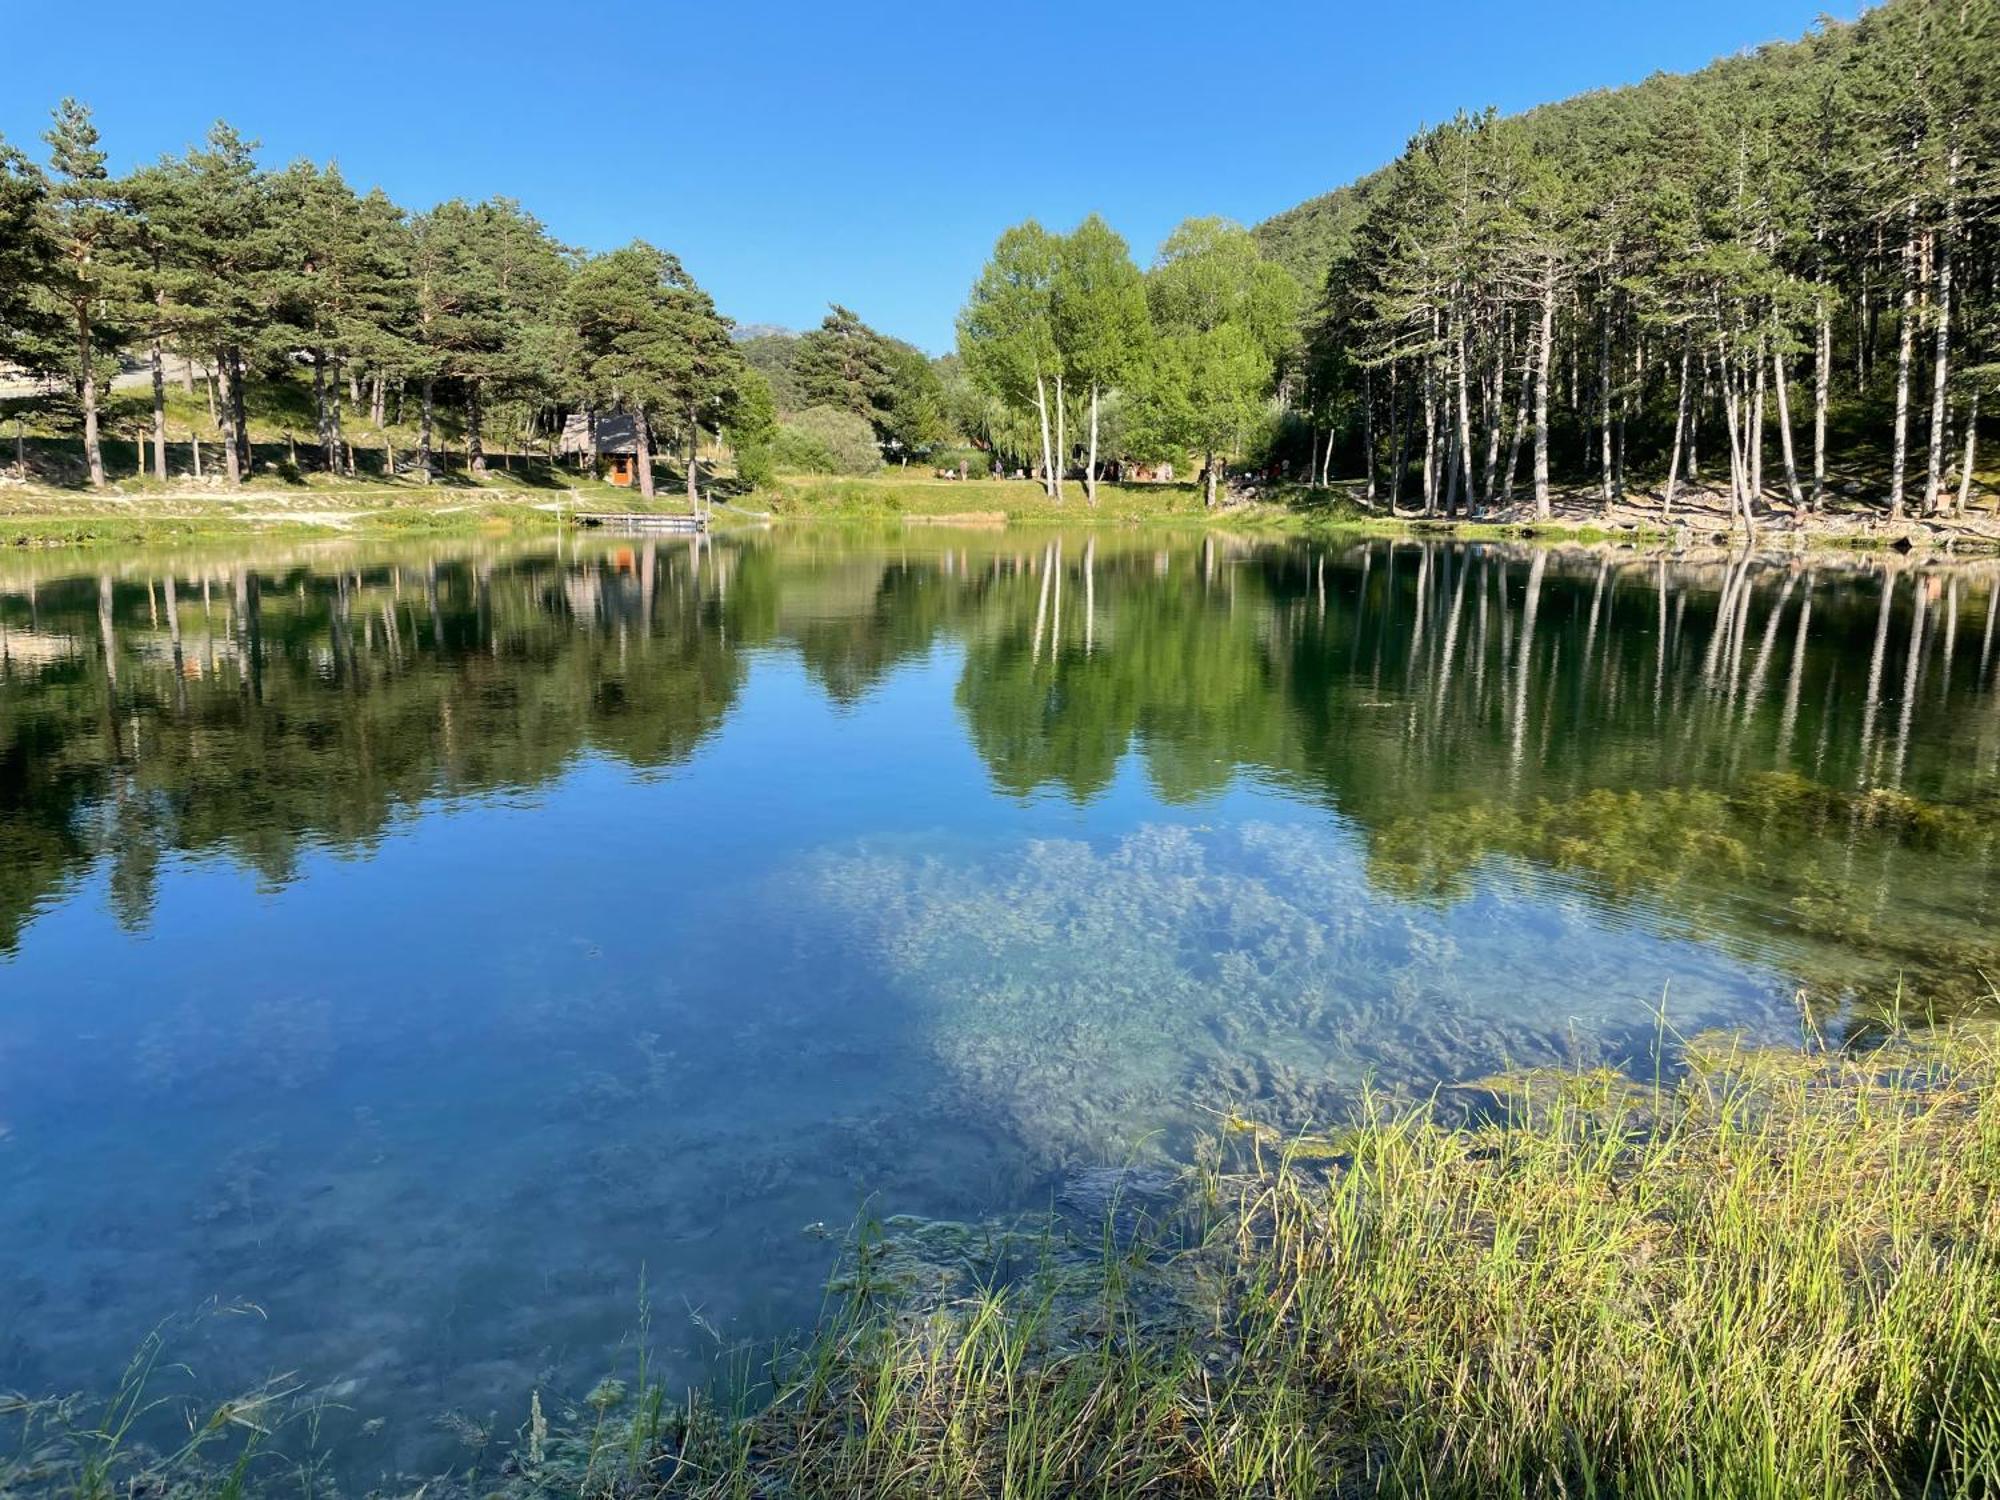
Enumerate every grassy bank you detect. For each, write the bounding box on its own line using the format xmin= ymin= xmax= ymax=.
xmin=10 ymin=1027 xmax=1997 ymax=1498
xmin=5 ymin=453 xmax=1991 ymax=554
xmin=622 ymin=1024 xmax=2000 ymax=1499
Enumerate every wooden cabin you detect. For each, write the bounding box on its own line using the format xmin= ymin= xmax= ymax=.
xmin=558 ymin=412 xmax=643 ymax=487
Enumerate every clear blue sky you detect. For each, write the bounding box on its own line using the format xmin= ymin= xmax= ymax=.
xmin=7 ymin=0 xmax=1856 ymax=353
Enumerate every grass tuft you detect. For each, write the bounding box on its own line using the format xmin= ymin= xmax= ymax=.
xmin=631 ymin=1025 xmax=2000 ymax=1499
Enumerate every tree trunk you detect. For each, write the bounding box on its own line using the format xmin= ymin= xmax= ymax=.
xmin=216 ymin=351 xmax=241 ymax=484
xmin=370 ymin=373 xmax=386 ymax=427
xmin=1085 ymin=382 xmax=1100 ymax=507
xmin=1032 ymin=373 xmax=1056 ymax=499
xmin=635 ymin=407 xmax=657 ymax=500
xmin=1479 ymin=357 xmax=1503 ymax=509
xmin=1533 ymin=270 xmax=1555 ymax=520
xmin=1501 ymin=343 xmax=1530 ymax=506
xmin=685 ymin=405 xmax=701 ymax=509
xmin=1420 ymin=355 xmax=1438 ymax=517
xmin=1772 ymin=347 xmax=1804 ymax=509
xmin=1956 ymin=390 xmax=1980 ymax=517
xmin=78 ymin=308 xmax=104 ymax=488
xmin=230 ymin=350 xmax=250 ymax=476
xmin=1390 ymin=363 xmax=1411 ymax=510
xmin=418 ymin=377 xmax=435 ymax=483
xmin=1923 ymin=220 xmax=1953 ymax=515
xmin=313 ymin=350 xmax=331 ymax=469
xmin=1052 ymin=373 xmax=1065 ymax=501
xmin=1749 ymin=335 xmax=1766 ymax=502
xmin=1663 ymin=341 xmax=1691 ymax=519
xmin=330 ymin=357 xmax=348 ymax=475
xmin=1204 ymin=451 xmax=1219 ymax=509
xmin=1454 ymin=320 xmax=1477 ymax=517
xmin=149 ymin=313 xmax=168 ymax=482
xmin=1362 ymin=364 xmax=1377 ymax=504
xmin=1598 ymin=298 xmax=1615 ymax=504
xmin=467 ymin=382 xmax=487 ymax=477
xmin=1889 ymin=215 xmax=1918 ymax=520
xmin=1812 ymin=297 xmax=1830 ymax=510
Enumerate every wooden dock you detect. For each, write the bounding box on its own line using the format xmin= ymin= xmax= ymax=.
xmin=568 ymin=510 xmax=707 ymax=533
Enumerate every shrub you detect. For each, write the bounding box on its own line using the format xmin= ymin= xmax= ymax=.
xmin=773 ymin=405 xmax=880 ymax=475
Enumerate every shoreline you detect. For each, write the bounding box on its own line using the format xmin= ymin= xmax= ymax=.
xmin=3 ymin=478 xmax=1998 ymax=559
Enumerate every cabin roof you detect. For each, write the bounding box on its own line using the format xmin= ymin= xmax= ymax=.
xmin=558 ymin=412 xmax=640 ymax=456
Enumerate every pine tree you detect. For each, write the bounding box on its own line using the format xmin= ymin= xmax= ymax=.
xmin=40 ymin=100 xmax=125 ymax=488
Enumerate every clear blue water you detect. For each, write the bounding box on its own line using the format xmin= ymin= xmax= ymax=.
xmin=0 ymin=530 xmax=1995 ymax=1481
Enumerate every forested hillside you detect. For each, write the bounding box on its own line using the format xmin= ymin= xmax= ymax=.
xmin=2 ymin=0 xmax=1992 ymax=532
xmin=1265 ymin=0 xmax=1995 ymax=525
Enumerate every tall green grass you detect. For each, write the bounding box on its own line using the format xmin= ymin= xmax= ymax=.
xmin=640 ymin=1025 xmax=2000 ymax=1499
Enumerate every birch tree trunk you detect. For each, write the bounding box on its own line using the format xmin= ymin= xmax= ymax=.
xmin=1361 ymin=365 xmax=1377 ymax=505
xmin=1052 ymin=373 xmax=1065 ymax=501
xmin=1956 ymin=390 xmax=1979 ymax=517
xmin=1923 ymin=220 xmax=1953 ymax=515
xmin=1390 ymin=362 xmax=1410 ymax=510
xmin=1454 ymin=322 xmax=1477 ymax=517
xmin=1501 ymin=345 xmax=1530 ymax=506
xmin=1664 ymin=342 xmax=1691 ymax=519
xmin=1889 ymin=215 xmax=1918 ymax=520
xmin=1772 ymin=347 xmax=1804 ymax=509
xmin=1421 ymin=356 xmax=1438 ymax=517
xmin=1085 ymin=383 xmax=1100 ymax=507
xmin=1032 ymin=373 xmax=1056 ymax=499
xmin=1598 ymin=300 xmax=1614 ymax=504
xmin=1479 ymin=360 xmax=1503 ymax=509
xmin=1749 ymin=336 xmax=1766 ymax=503
xmin=1533 ymin=271 xmax=1555 ymax=520
xmin=1812 ymin=297 xmax=1829 ymax=510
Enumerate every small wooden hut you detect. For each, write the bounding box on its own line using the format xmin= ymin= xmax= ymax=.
xmin=558 ymin=412 xmax=642 ymax=487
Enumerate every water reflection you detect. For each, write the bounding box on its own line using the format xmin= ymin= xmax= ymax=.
xmin=5 ymin=532 xmax=1998 ymax=1002
xmin=0 ymin=530 xmax=1995 ymax=1477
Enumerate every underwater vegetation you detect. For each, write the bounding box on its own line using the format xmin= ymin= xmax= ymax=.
xmin=16 ymin=1026 xmax=1996 ymax=1498
xmin=796 ymin=820 xmax=1789 ymax=1165
xmin=1367 ymin=770 xmax=2000 ymax=1024
xmin=565 ymin=1026 xmax=2000 ymax=1500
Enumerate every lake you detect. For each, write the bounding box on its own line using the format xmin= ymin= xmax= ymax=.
xmin=1 ymin=527 xmax=1996 ymax=1481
